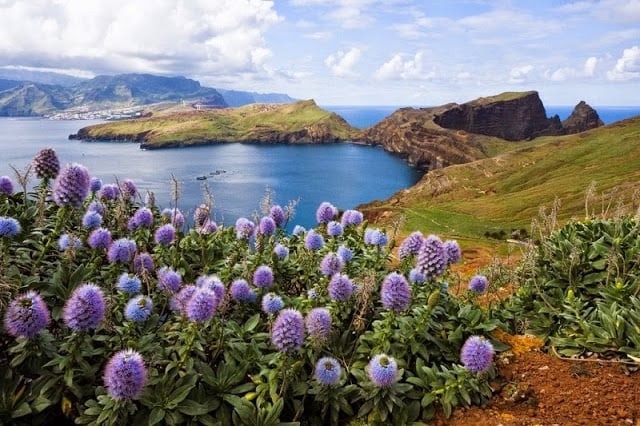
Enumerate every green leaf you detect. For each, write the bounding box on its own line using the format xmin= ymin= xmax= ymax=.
xmin=177 ymin=400 xmax=210 ymax=416
xmin=148 ymin=407 xmax=166 ymax=426
xmin=11 ymin=402 xmax=31 ymax=418
xmin=244 ymin=314 xmax=260 ymax=333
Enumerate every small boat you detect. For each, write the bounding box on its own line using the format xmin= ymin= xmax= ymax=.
xmin=196 ymin=176 xmax=207 ymax=181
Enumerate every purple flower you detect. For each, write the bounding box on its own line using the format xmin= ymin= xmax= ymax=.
xmin=253 ymin=265 xmax=274 ymax=288
xmin=305 ymin=308 xmax=332 ymax=342
xmin=261 ymin=293 xmax=284 ymax=314
xmin=198 ymin=220 xmax=218 ymax=234
xmin=103 ymin=349 xmax=147 ymax=400
xmin=328 ymin=274 xmax=354 ymax=301
xmin=0 ymin=216 xmax=21 ymax=238
xmin=340 ymin=209 xmax=363 ymax=227
xmin=161 ymin=208 xmax=185 ymax=228
xmin=53 ymin=163 xmax=90 ymax=207
xmin=99 ymin=184 xmax=120 ymax=201
xmin=87 ymin=201 xmax=105 ymax=215
xmin=230 ymin=279 xmax=256 ymax=303
xmin=320 ymin=253 xmax=344 ymax=276
xmin=259 ymin=216 xmax=276 ymax=236
xmin=269 ymin=205 xmax=286 ymax=226
xmin=88 ymin=228 xmax=112 ymax=250
xmin=193 ymin=204 xmax=210 ymax=228
xmin=170 ymin=285 xmax=197 ymax=313
xmin=416 ymin=234 xmax=447 ymax=280
xmin=0 ymin=176 xmax=13 ymax=195
xmin=409 ymin=268 xmax=425 ymax=284
xmin=157 ymin=267 xmax=182 ymax=293
xmin=124 ymin=296 xmax=152 ymax=322
xmin=337 ymin=245 xmax=353 ymax=263
xmin=444 ymin=240 xmax=462 ymax=265
xmin=469 ymin=275 xmax=488 ymax=293
xmin=32 ymin=148 xmax=60 ymax=180
xmin=121 ymin=179 xmax=137 ymax=199
xmin=398 ymin=231 xmax=424 ymax=259
xmin=186 ymin=288 xmax=218 ymax=322
xmin=326 ymin=221 xmax=343 ymax=237
xmin=304 ymin=230 xmax=324 ymax=250
xmin=82 ymin=210 xmax=102 ymax=229
xmin=315 ymin=357 xmax=341 ymax=386
xmin=274 ymin=244 xmax=289 ymax=259
xmin=58 ymin=234 xmax=82 ymax=251
xmin=381 ymin=272 xmax=411 ymax=312
xmin=63 ymin=284 xmax=106 ymax=331
xmin=235 ymin=217 xmax=255 ymax=240
xmin=154 ymin=224 xmax=176 ymax=245
xmin=367 ymin=354 xmax=398 ymax=387
xmin=364 ymin=228 xmax=388 ymax=246
xmin=3 ymin=291 xmax=50 ymax=338
xmin=117 ymin=273 xmax=142 ymax=294
xmin=89 ymin=177 xmax=102 ymax=193
xmin=461 ymin=336 xmax=494 ymax=373
xmin=196 ymin=275 xmax=225 ymax=302
xmin=292 ymin=225 xmax=306 ymax=236
xmin=107 ymin=238 xmax=136 ymax=263
xmin=271 ymin=308 xmax=304 ymax=353
xmin=133 ymin=253 xmax=155 ymax=274
xmin=316 ymin=202 xmax=338 ymax=224
xmin=129 ymin=207 xmax=153 ymax=230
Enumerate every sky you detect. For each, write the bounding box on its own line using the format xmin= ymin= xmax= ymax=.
xmin=0 ymin=0 xmax=638 ymax=106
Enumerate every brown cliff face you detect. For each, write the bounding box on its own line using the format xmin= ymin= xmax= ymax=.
xmin=562 ymin=101 xmax=604 ymax=134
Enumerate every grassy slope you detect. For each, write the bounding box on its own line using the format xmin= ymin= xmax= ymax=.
xmin=79 ymin=100 xmax=356 ymax=145
xmin=363 ymin=116 xmax=640 ymax=241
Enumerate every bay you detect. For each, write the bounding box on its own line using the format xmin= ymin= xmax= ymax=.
xmin=0 ymin=118 xmax=422 ymax=229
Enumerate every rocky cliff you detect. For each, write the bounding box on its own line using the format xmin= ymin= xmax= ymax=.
xmin=562 ymin=101 xmax=604 ymax=134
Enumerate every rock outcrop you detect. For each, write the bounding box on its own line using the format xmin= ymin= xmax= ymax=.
xmin=562 ymin=101 xmax=604 ymax=134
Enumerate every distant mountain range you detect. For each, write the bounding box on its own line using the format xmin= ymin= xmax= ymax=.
xmin=0 ymin=72 xmax=296 ymax=116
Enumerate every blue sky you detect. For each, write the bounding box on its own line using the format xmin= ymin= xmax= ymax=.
xmin=0 ymin=0 xmax=638 ymax=105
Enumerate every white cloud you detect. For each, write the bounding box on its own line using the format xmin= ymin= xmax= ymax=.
xmin=0 ymin=0 xmax=281 ymax=78
xmin=304 ymin=31 xmax=332 ymax=40
xmin=607 ymin=45 xmax=640 ymax=80
xmin=508 ymin=65 xmax=534 ymax=83
xmin=374 ymin=52 xmax=434 ymax=80
xmin=325 ymin=47 xmax=362 ymax=77
xmin=545 ymin=67 xmax=578 ymax=82
xmin=557 ymin=0 xmax=640 ymax=24
xmin=584 ymin=57 xmax=598 ymax=76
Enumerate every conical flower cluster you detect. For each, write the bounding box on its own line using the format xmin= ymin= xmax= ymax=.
xmin=271 ymin=308 xmax=304 ymax=352
xmin=416 ymin=234 xmax=448 ymax=281
xmin=33 ymin=148 xmax=60 ymax=180
xmin=53 ymin=163 xmax=90 ymax=207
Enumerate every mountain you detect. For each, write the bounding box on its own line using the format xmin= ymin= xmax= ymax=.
xmin=69 ymin=99 xmax=357 ymax=148
xmin=0 ymin=69 xmax=86 ymax=86
xmin=0 ymin=83 xmax=72 ymax=116
xmin=216 ymin=88 xmax=296 ymax=107
xmin=0 ymin=79 xmax=22 ymax=92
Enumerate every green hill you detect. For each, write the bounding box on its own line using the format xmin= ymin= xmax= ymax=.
xmin=361 ymin=116 xmax=640 ymax=240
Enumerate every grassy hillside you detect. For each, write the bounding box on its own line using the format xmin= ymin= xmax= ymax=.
xmin=362 ymin=116 xmax=640 ymax=240
xmin=74 ymin=100 xmax=357 ymax=146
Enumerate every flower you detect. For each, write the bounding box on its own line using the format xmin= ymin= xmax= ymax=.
xmin=196 ymin=275 xmax=225 ymax=302
xmin=269 ymin=205 xmax=286 ymax=226
xmin=316 ymin=201 xmax=338 ymax=224
xmin=88 ymin=228 xmax=112 ymax=250
xmin=0 ymin=176 xmax=13 ymax=195
xmin=271 ymin=308 xmax=304 ymax=352
xmin=340 ymin=209 xmax=363 ymax=227
xmin=367 ymin=354 xmax=398 ymax=387
xmin=468 ymin=275 xmax=488 ymax=293
xmin=364 ymin=228 xmax=388 ymax=246
xmin=315 ymin=357 xmax=341 ymax=386
xmin=161 ymin=208 xmax=185 ymax=228
xmin=253 ymin=265 xmax=274 ymax=288
xmin=398 ymin=231 xmax=424 ymax=259
xmin=198 ymin=220 xmax=218 ymax=234
xmin=337 ymin=245 xmax=353 ymax=262
xmin=133 ymin=253 xmax=154 ymax=274
xmin=99 ymin=184 xmax=120 ymax=201
xmin=274 ymin=243 xmax=289 ymax=259
xmin=292 ymin=225 xmax=305 ymax=236
xmin=259 ymin=216 xmax=276 ymax=235
xmin=3 ymin=291 xmax=50 ymax=338
xmin=235 ymin=217 xmax=255 ymax=240
xmin=117 ymin=273 xmax=142 ymax=294
xmin=82 ymin=211 xmax=102 ymax=229
xmin=53 ymin=163 xmax=90 ymax=207
xmin=230 ymin=279 xmax=256 ymax=303
xmin=185 ymin=288 xmax=218 ymax=322
xmin=305 ymin=308 xmax=332 ymax=342
xmin=326 ymin=221 xmax=343 ymax=237
xmin=381 ymin=272 xmax=411 ymax=311
xmin=124 ymin=296 xmax=153 ymax=322
xmin=58 ymin=234 xmax=82 ymax=251
xmin=416 ymin=234 xmax=447 ymax=280
xmin=129 ymin=207 xmax=153 ymax=230
xmin=170 ymin=285 xmax=197 ymax=313
xmin=89 ymin=177 xmax=102 ymax=192
xmin=444 ymin=240 xmax=462 ymax=265
xmin=107 ymin=238 xmax=136 ymax=263
xmin=193 ymin=204 xmax=210 ymax=228
xmin=320 ymin=253 xmax=344 ymax=276
xmin=0 ymin=216 xmax=21 ymax=238
xmin=408 ymin=268 xmax=425 ymax=284
xmin=460 ymin=336 xmax=494 ymax=373
xmin=63 ymin=284 xmax=106 ymax=331
xmin=157 ymin=267 xmax=182 ymax=293
xmin=103 ymin=349 xmax=147 ymax=400
xmin=261 ymin=293 xmax=284 ymax=314
xmin=121 ymin=179 xmax=137 ymax=199
xmin=328 ymin=274 xmax=354 ymax=301
xmin=154 ymin=224 xmax=176 ymax=245
xmin=32 ymin=148 xmax=60 ymax=179
xmin=87 ymin=201 xmax=105 ymax=214
xmin=304 ymin=230 xmax=324 ymax=250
